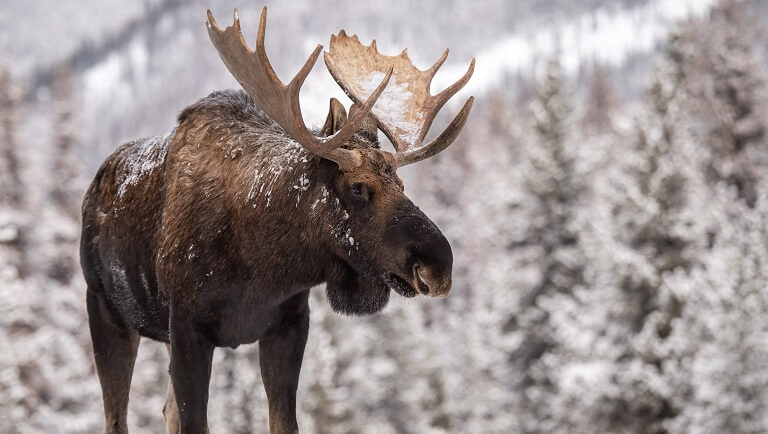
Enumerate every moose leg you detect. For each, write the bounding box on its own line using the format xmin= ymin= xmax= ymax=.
xmin=87 ymin=289 xmax=140 ymax=434
xmin=162 ymin=345 xmax=180 ymax=434
xmin=259 ymin=291 xmax=310 ymax=434
xmin=168 ymin=310 xmax=215 ymax=434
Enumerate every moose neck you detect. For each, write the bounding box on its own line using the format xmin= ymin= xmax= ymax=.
xmin=168 ymin=91 xmax=354 ymax=297
xmin=224 ymin=135 xmax=349 ymax=291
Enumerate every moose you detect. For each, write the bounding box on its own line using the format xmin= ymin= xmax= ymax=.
xmin=81 ymin=7 xmax=474 ymax=434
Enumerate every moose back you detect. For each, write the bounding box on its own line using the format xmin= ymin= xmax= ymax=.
xmin=81 ymin=7 xmax=474 ymax=434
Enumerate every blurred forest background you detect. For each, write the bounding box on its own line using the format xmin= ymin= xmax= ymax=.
xmin=2 ymin=0 xmax=768 ymax=432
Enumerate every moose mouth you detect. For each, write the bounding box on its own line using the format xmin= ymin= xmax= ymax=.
xmin=384 ymin=273 xmax=419 ymax=298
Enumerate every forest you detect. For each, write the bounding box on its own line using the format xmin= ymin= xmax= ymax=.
xmin=1 ymin=0 xmax=768 ymax=432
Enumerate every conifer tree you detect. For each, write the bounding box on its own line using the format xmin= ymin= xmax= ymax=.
xmin=511 ymin=58 xmax=587 ymax=431
xmin=582 ymin=63 xmax=618 ymax=133
xmin=663 ymin=193 xmax=768 ymax=433
xmin=672 ymin=0 xmax=768 ymax=206
xmin=43 ymin=67 xmax=84 ymax=283
xmin=50 ymin=67 xmax=85 ymax=216
xmin=0 ymin=67 xmax=27 ymax=278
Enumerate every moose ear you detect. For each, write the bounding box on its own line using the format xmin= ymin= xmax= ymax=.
xmin=348 ymin=103 xmax=379 ymax=145
xmin=320 ymin=98 xmax=348 ymax=137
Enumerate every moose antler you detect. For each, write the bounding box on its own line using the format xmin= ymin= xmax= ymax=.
xmin=324 ymin=31 xmax=475 ymax=167
xmin=206 ymin=8 xmax=392 ymax=171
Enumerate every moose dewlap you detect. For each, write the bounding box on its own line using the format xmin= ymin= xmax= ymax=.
xmin=81 ymin=6 xmax=473 ymax=434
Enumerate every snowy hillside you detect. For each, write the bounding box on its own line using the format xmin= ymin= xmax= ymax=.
xmin=4 ymin=0 xmax=720 ymax=164
xmin=436 ymin=0 xmax=717 ymax=94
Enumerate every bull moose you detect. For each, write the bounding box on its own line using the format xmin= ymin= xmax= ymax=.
xmin=81 ymin=7 xmax=474 ymax=433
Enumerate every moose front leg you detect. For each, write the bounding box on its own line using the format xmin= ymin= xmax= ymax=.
xmin=259 ymin=291 xmax=310 ymax=434
xmin=168 ymin=310 xmax=215 ymax=434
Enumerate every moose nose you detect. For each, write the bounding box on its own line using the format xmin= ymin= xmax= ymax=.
xmin=386 ymin=199 xmax=454 ymax=297
xmin=413 ymin=262 xmax=452 ymax=298
xmin=410 ymin=226 xmax=453 ymax=298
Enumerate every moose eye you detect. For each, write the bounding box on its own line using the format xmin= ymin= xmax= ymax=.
xmin=351 ymin=183 xmax=365 ymax=196
xmin=349 ymin=182 xmax=371 ymax=204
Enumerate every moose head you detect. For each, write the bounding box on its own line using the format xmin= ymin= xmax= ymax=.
xmin=207 ymin=8 xmax=475 ymax=314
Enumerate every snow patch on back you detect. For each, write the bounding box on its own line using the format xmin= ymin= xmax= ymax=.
xmin=117 ymin=131 xmax=172 ymax=198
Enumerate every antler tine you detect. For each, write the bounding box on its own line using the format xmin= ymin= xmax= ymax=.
xmin=206 ymin=7 xmax=392 ymax=171
xmin=433 ymin=57 xmax=475 ymax=111
xmin=396 ymin=96 xmax=473 ymax=167
xmin=324 ymin=32 xmax=475 ymax=165
xmin=427 ymin=49 xmax=449 ymax=76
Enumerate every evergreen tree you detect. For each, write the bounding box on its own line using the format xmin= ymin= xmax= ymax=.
xmin=41 ymin=67 xmax=86 ymax=284
xmin=0 ymin=67 xmax=27 ymax=278
xmin=664 ymin=193 xmax=768 ymax=433
xmin=532 ymin=56 xmax=710 ymax=433
xmin=50 ymin=67 xmax=85 ymax=216
xmin=511 ymin=58 xmax=587 ymax=431
xmin=672 ymin=0 xmax=768 ymax=206
xmin=582 ymin=62 xmax=619 ymax=133
xmin=0 ymin=68 xmax=22 ymax=207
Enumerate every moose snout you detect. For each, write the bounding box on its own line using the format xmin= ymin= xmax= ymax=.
xmin=413 ymin=261 xmax=452 ymax=297
xmin=387 ymin=200 xmax=454 ymax=298
xmin=409 ymin=224 xmax=453 ymax=298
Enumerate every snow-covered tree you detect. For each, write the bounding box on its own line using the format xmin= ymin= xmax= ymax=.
xmin=662 ymin=192 xmax=768 ymax=433
xmin=509 ymin=58 xmax=589 ymax=431
xmin=672 ymin=0 xmax=768 ymax=206
xmin=0 ymin=68 xmax=22 ymax=207
xmin=50 ymin=67 xmax=85 ymax=216
xmin=530 ymin=49 xmax=712 ymax=432
xmin=0 ymin=67 xmax=27 ymax=279
xmin=39 ymin=67 xmax=85 ymax=284
xmin=582 ymin=62 xmax=619 ymax=133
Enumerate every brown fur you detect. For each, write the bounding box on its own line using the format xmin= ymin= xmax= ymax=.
xmin=81 ymin=90 xmax=452 ymax=433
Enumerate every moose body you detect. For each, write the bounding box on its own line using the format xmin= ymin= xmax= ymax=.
xmin=82 ymin=7 xmax=474 ymax=434
xmin=82 ymin=91 xmax=335 ymax=346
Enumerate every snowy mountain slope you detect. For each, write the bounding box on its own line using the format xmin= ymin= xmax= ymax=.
xmin=62 ymin=0 xmax=719 ymax=167
xmin=432 ymin=0 xmax=717 ymax=94
xmin=0 ymin=0 xmax=159 ymax=77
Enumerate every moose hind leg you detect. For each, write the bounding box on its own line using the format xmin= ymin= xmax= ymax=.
xmin=87 ymin=290 xmax=140 ymax=434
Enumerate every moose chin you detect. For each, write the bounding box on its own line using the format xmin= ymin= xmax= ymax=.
xmin=80 ymin=6 xmax=473 ymax=434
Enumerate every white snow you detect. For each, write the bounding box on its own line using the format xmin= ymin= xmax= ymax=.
xmin=0 ymin=222 xmax=18 ymax=243
xmin=292 ymin=173 xmax=311 ymax=206
xmin=311 ymin=185 xmax=330 ymax=212
xmin=245 ymin=140 xmax=311 ymax=208
xmin=116 ymin=131 xmax=172 ymax=198
xmin=431 ymin=0 xmax=717 ymax=96
xmin=358 ymin=71 xmax=423 ymax=146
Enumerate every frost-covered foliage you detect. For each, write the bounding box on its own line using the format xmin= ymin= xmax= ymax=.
xmin=0 ymin=68 xmax=27 ymax=280
xmin=4 ymin=0 xmax=768 ymax=433
xmin=663 ymin=194 xmax=768 ymax=434
xmin=667 ymin=0 xmax=768 ymax=207
xmin=507 ymin=58 xmax=589 ymax=432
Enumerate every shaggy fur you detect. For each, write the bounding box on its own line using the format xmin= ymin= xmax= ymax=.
xmin=81 ymin=90 xmax=452 ymax=433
